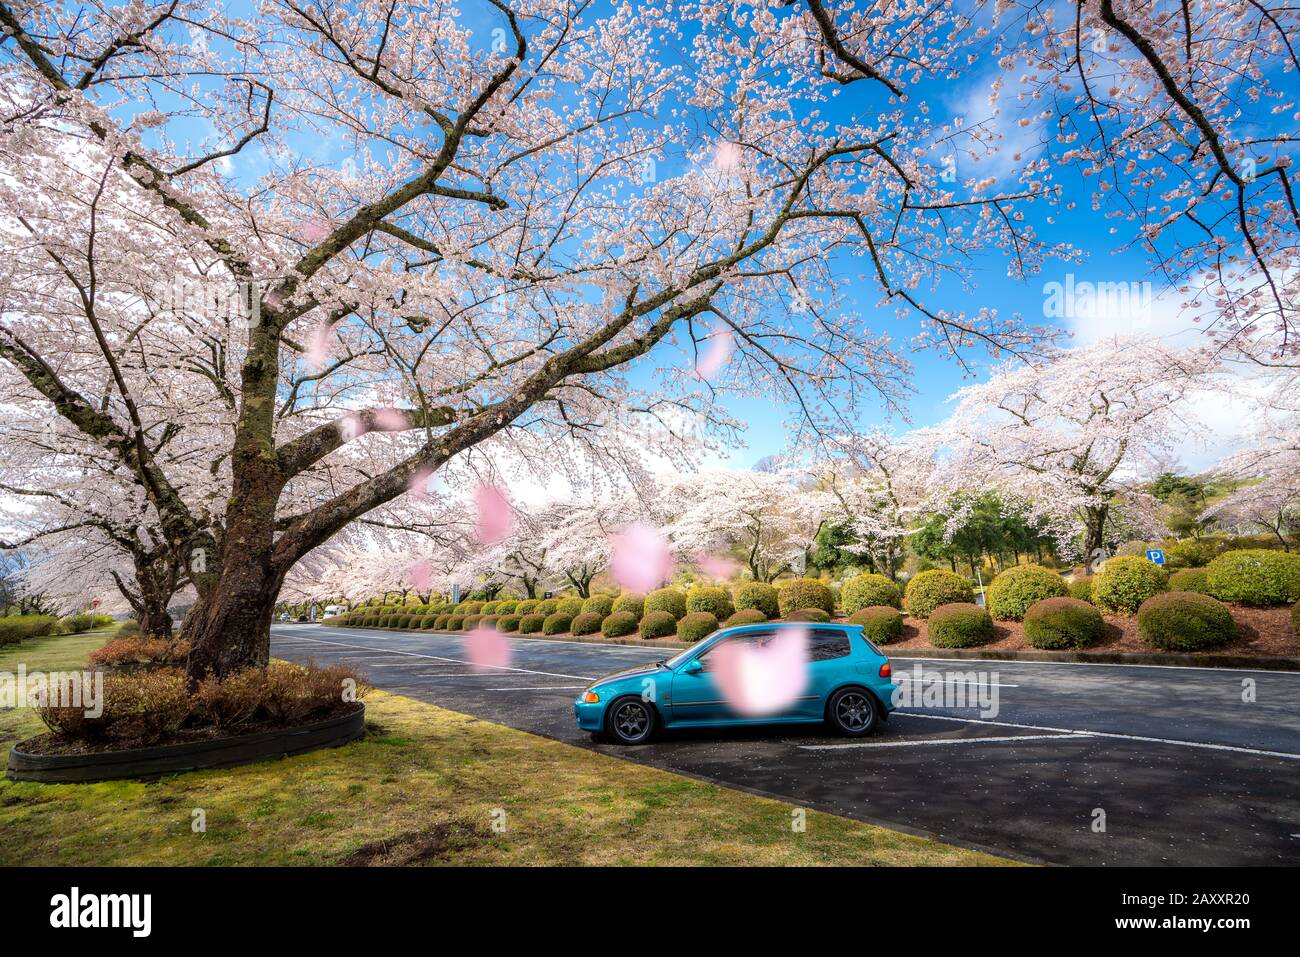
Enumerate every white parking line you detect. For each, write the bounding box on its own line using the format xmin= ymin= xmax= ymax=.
xmin=801 ymin=733 xmax=1092 ymax=750
xmin=893 ymin=711 xmax=1300 ymax=760
xmin=483 ymin=686 xmax=587 ymax=692
xmin=276 ymin=634 xmax=594 ymax=681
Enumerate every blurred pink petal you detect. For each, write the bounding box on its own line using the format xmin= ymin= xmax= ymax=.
xmin=408 ymin=466 xmax=434 ymax=500
xmin=694 ymin=325 xmax=733 ymax=380
xmin=371 ymin=408 xmax=409 ymax=431
xmin=713 ymin=141 xmax=742 ymax=171
xmin=464 ymin=626 xmax=512 ymax=672
xmin=695 ymin=553 xmax=737 ymax=580
xmin=406 ymin=559 xmax=432 ymax=592
xmin=340 ymin=413 xmax=367 ymax=441
xmin=302 ymin=219 xmax=331 ymax=242
xmin=712 ymin=627 xmax=809 ymax=717
xmin=305 ymin=322 xmax=331 ymax=371
xmin=610 ymin=522 xmax=673 ymax=593
xmin=474 ymin=483 xmax=513 ymax=544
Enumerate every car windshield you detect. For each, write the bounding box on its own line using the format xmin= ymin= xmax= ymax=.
xmin=663 ymin=644 xmax=701 ymax=669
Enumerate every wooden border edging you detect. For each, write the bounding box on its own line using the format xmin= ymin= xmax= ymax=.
xmin=6 ymin=703 xmax=366 ymax=783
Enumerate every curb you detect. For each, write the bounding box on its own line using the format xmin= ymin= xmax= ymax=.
xmin=318 ymin=625 xmax=1300 ymax=671
xmin=6 ymin=703 xmax=366 ymax=783
xmin=885 ymin=648 xmax=1300 ymax=671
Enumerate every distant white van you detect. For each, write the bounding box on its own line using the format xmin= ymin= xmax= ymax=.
xmin=323 ymin=604 xmax=346 ymax=619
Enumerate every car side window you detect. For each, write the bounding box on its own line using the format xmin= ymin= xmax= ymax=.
xmin=808 ymin=628 xmax=851 ymax=662
xmin=696 ymin=630 xmax=776 ymax=671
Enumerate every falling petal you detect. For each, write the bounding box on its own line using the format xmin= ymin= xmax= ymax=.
xmin=371 ymin=408 xmax=409 ymax=431
xmin=610 ymin=522 xmax=673 ymax=594
xmin=712 ymin=626 xmax=809 ymax=717
xmin=301 ymin=219 xmax=331 ymax=242
xmin=695 ymin=553 xmax=737 ymax=580
xmin=406 ymin=559 xmax=432 ymax=592
xmin=464 ymin=625 xmax=512 ymax=672
xmin=694 ymin=324 xmax=733 ymax=380
xmin=474 ymin=483 xmax=513 ymax=544
xmin=340 ymin=413 xmax=367 ymax=442
xmin=713 ymin=141 xmax=742 ymax=171
xmin=407 ymin=466 xmax=434 ymax=500
xmin=306 ymin=322 xmax=331 ymax=371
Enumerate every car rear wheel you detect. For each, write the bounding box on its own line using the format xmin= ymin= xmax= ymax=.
xmin=606 ymin=696 xmax=656 ymax=745
xmin=827 ymin=687 xmax=878 ymax=737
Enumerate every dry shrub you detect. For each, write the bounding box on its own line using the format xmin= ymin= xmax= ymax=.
xmin=88 ymin=638 xmax=190 ymax=671
xmin=194 ymin=661 xmax=370 ymax=729
xmin=38 ymin=669 xmax=191 ymax=746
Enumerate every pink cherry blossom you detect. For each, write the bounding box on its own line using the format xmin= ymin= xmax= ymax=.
xmin=464 ymin=625 xmax=512 ymax=672
xmin=694 ymin=552 xmax=737 ymax=580
xmin=474 ymin=483 xmax=513 ymax=544
xmin=713 ymin=141 xmax=742 ymax=171
xmin=305 ymin=322 xmax=332 ymax=371
xmin=694 ymin=324 xmax=733 ymax=380
xmin=301 ymin=219 xmax=331 ymax=242
xmin=371 ymin=408 xmax=408 ymax=431
xmin=405 ymin=559 xmax=432 ymax=592
xmin=609 ymin=522 xmax=673 ymax=593
xmin=711 ymin=627 xmax=809 ymax=717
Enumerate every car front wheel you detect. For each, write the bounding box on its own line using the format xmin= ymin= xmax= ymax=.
xmin=606 ymin=696 xmax=656 ymax=745
xmin=827 ymin=687 xmax=878 ymax=737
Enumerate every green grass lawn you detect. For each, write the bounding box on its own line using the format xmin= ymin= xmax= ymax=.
xmin=0 ymin=631 xmax=1010 ymax=866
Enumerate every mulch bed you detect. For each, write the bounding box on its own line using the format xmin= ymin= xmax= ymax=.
xmin=884 ymin=605 xmax=1298 ymax=658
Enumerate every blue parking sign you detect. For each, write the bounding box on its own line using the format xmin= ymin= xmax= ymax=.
xmin=1146 ymin=548 xmax=1165 ymax=565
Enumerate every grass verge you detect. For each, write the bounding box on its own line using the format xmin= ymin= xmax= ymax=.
xmin=0 ymin=633 xmax=1009 ymax=866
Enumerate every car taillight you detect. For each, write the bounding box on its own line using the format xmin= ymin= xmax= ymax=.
xmin=878 ymin=662 xmax=891 ymax=678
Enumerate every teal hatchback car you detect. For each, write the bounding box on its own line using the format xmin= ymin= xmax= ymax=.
xmin=575 ymin=622 xmax=894 ymax=745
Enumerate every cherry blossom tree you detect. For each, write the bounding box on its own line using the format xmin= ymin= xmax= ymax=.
xmin=930 ymin=337 xmax=1214 ymax=559
xmin=0 ymin=0 xmax=1148 ymax=678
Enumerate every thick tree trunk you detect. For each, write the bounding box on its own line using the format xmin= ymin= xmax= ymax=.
xmin=1083 ymin=504 xmax=1109 ymax=562
xmin=181 ymin=558 xmax=280 ymax=679
xmin=139 ymin=603 xmax=174 ymax=640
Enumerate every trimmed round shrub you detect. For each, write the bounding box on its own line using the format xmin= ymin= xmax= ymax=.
xmin=724 ymin=609 xmax=767 ymax=626
xmin=462 ymin=614 xmax=483 ymax=629
xmin=639 ymin=610 xmax=677 ymax=639
xmin=986 ymin=564 xmax=1067 ymax=621
xmin=677 ymin=612 xmax=718 ymax=643
xmin=1292 ymin=600 xmax=1299 ymax=635
xmin=787 ymin=607 xmax=831 ymax=622
xmin=612 ymin=592 xmax=645 ymax=618
xmin=519 ymin=613 xmax=545 ymax=634
xmin=515 ymin=599 xmax=540 ymax=616
xmin=455 ymin=601 xmax=484 ymax=615
xmin=927 ymin=602 xmax=994 ymax=648
xmin=1023 ymin=597 xmax=1104 ymax=650
xmin=497 ymin=615 xmax=521 ymax=632
xmin=535 ymin=598 xmax=559 ymax=616
xmin=446 ymin=616 xmax=465 ymax=631
xmin=1205 ymin=549 xmax=1300 ymax=607
xmin=556 ymin=597 xmax=585 ymax=618
xmin=571 ymin=611 xmax=603 ymax=636
xmin=847 ymin=606 xmax=903 ymax=645
xmin=841 ymin=573 xmax=902 ymax=613
xmin=1166 ymin=538 xmax=1223 ymax=569
xmin=776 ymin=578 xmax=834 ymax=617
xmin=433 ymin=614 xmax=450 ymax=629
xmin=903 ymin=570 xmax=975 ymax=618
xmin=1168 ymin=567 xmax=1211 ymax=594
xmin=481 ymin=600 xmax=501 ymax=615
xmin=495 ymin=599 xmax=519 ymax=615
xmin=1092 ymin=556 xmax=1168 ymax=614
xmin=601 ymin=611 xmax=638 ymax=638
xmin=645 ymin=587 xmax=687 ymax=621
xmin=686 ymin=586 xmax=734 ymax=619
xmin=733 ymin=582 xmax=779 ymax=618
xmin=542 ymin=612 xmax=574 ymax=635
xmin=1136 ymin=592 xmax=1237 ymax=651
xmin=1067 ymin=575 xmax=1094 ymax=603
xmin=581 ymin=594 xmax=614 ymax=617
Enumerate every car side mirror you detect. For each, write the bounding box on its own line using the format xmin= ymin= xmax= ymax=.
xmin=681 ymin=659 xmax=704 ymax=674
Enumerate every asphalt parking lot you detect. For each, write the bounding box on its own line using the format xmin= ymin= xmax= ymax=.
xmin=271 ymin=623 xmax=1300 ymax=865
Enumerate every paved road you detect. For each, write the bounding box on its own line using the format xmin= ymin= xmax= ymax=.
xmin=272 ymin=623 xmax=1300 ymax=865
